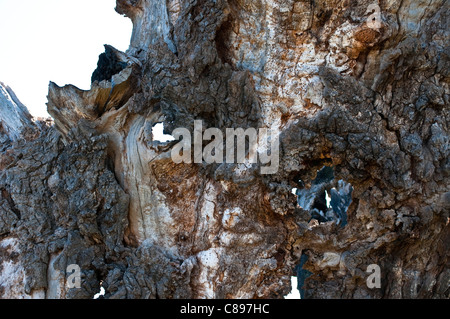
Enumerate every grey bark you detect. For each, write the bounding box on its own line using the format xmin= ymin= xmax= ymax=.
xmin=0 ymin=0 xmax=448 ymax=299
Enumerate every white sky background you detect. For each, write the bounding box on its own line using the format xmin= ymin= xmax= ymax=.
xmin=0 ymin=0 xmax=132 ymax=118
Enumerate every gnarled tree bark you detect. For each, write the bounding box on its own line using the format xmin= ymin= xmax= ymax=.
xmin=0 ymin=0 xmax=448 ymax=299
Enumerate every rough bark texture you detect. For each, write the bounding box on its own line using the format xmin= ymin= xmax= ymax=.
xmin=0 ymin=0 xmax=449 ymax=299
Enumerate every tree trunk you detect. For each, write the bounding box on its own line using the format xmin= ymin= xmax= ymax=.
xmin=0 ymin=0 xmax=448 ymax=299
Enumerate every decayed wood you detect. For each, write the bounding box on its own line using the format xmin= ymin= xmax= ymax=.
xmin=0 ymin=0 xmax=448 ymax=299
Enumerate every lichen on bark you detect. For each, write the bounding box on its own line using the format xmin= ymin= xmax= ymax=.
xmin=0 ymin=0 xmax=448 ymax=299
